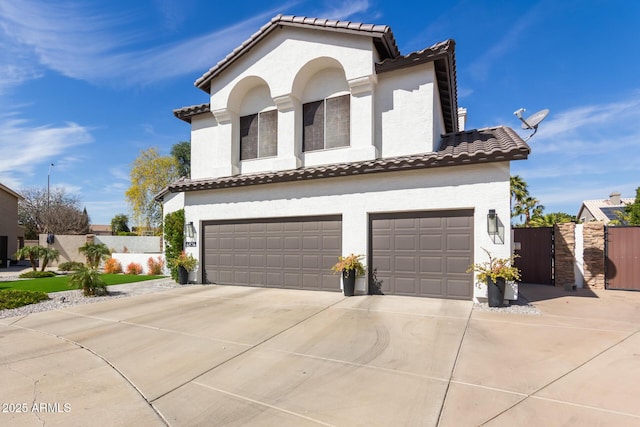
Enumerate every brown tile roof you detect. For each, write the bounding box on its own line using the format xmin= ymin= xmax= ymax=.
xmin=173 ymin=103 xmax=211 ymax=123
xmin=195 ymin=14 xmax=400 ymax=94
xmin=156 ymin=126 xmax=529 ymax=200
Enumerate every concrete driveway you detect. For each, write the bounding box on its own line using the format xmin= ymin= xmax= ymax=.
xmin=1 ymin=283 xmax=639 ymax=426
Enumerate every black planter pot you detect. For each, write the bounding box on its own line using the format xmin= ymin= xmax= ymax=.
xmin=342 ymin=269 xmax=356 ymax=297
xmin=487 ymin=277 xmax=506 ymax=307
xmin=178 ymin=266 xmax=189 ymax=285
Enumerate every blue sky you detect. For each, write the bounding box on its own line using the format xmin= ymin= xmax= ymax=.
xmin=1 ymin=0 xmax=638 ymax=225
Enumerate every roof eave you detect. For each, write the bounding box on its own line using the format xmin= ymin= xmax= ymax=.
xmin=195 ymin=15 xmax=399 ymax=94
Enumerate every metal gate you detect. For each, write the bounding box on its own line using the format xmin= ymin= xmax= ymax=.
xmin=606 ymin=226 xmax=640 ymax=291
xmin=513 ymin=227 xmax=554 ymax=285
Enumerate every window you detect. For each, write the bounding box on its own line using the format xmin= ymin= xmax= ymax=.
xmin=303 ymin=94 xmax=350 ymax=152
xmin=240 ymin=109 xmax=277 ymax=160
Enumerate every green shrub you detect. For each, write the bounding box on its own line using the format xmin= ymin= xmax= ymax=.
xmin=58 ymin=261 xmax=84 ymax=272
xmin=164 ymin=209 xmax=185 ymax=281
xmin=19 ymin=271 xmax=56 ymax=279
xmin=68 ymin=267 xmax=108 ymax=296
xmin=0 ymin=289 xmax=50 ymax=309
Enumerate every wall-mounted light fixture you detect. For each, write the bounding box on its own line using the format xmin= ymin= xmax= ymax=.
xmin=184 ymin=221 xmax=197 ymax=247
xmin=487 ymin=209 xmax=505 ymax=244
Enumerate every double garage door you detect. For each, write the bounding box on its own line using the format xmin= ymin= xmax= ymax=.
xmin=202 ymin=216 xmax=342 ymax=291
xmin=202 ymin=210 xmax=473 ymax=299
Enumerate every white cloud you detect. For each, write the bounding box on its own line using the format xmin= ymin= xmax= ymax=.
xmin=468 ymin=4 xmax=543 ymax=82
xmin=0 ymin=0 xmax=373 ymax=89
xmin=0 ymin=114 xmax=93 ymax=186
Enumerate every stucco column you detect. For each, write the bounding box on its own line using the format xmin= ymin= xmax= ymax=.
xmin=211 ymin=108 xmax=239 ymax=176
xmin=347 ymin=75 xmax=378 ymax=161
xmin=342 ymin=209 xmax=369 ymax=295
xmin=272 ymin=93 xmax=302 ymax=170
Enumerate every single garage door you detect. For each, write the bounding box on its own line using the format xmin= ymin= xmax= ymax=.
xmin=370 ymin=210 xmax=474 ymax=299
xmin=203 ymin=216 xmax=341 ymax=291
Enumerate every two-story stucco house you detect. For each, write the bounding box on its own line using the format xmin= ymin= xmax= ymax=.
xmin=0 ymin=182 xmax=24 ymax=268
xmin=158 ymin=15 xmax=530 ymax=302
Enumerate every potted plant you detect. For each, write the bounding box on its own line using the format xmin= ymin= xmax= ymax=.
xmin=173 ymin=251 xmax=197 ymax=285
xmin=467 ymin=249 xmax=521 ymax=307
xmin=331 ymin=254 xmax=366 ymax=296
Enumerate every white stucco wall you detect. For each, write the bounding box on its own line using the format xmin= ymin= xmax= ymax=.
xmin=376 ymin=64 xmax=439 ymax=156
xmin=189 ymin=26 xmax=442 ymax=182
xmin=179 ymin=162 xmax=513 ymax=300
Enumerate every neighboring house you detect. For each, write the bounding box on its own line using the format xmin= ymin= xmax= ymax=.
xmin=89 ymin=224 xmax=113 ymax=236
xmin=158 ymin=15 xmax=530 ymax=301
xmin=0 ymin=182 xmax=24 ymax=267
xmin=577 ymin=192 xmax=633 ymax=224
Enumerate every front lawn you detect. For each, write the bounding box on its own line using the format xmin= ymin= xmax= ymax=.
xmin=0 ymin=274 xmax=165 ymax=294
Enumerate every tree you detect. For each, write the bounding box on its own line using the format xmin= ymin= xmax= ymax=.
xmin=164 ymin=209 xmax=185 ymax=281
xmin=78 ymin=242 xmax=111 ymax=269
xmin=15 ymin=246 xmax=43 ymax=271
xmin=39 ymin=247 xmax=60 ymax=272
xmin=510 ymin=175 xmax=528 ymax=218
xmin=69 ymin=266 xmax=107 ymax=296
xmin=171 ymin=141 xmax=191 ymax=178
xmin=125 ymin=148 xmax=179 ymax=232
xmin=529 ymin=212 xmax=575 ymax=227
xmin=18 ymin=187 xmax=91 ymax=239
xmin=624 ymin=187 xmax=640 ymax=225
xmin=111 ymin=214 xmax=130 ymax=234
xmin=514 ymin=196 xmax=545 ymax=227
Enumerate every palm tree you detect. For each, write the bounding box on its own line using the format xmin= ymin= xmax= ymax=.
xmin=516 ymin=196 xmax=545 ymax=227
xmin=78 ymin=242 xmax=111 ymax=270
xmin=529 ymin=212 xmax=574 ymax=227
xmin=510 ymin=175 xmax=529 ymax=218
xmin=14 ymin=246 xmax=43 ymax=271
xmin=39 ymin=247 xmax=60 ymax=272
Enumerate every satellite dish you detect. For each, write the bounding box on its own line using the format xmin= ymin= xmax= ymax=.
xmin=514 ymin=108 xmax=549 ymax=141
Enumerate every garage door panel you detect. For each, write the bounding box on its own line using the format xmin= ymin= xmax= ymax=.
xmin=219 ymin=254 xmax=233 ymax=267
xmin=204 ymin=216 xmax=341 ymax=291
xmin=447 ymin=216 xmax=472 ymax=228
xmin=447 ymin=256 xmax=472 ymax=274
xmin=420 ymin=217 xmax=443 ymax=229
xmin=395 ymin=235 xmax=417 ymax=251
xmin=323 ymin=236 xmax=341 ymax=250
xmin=371 ymin=210 xmax=473 ymax=300
xmin=420 ymin=256 xmax=443 ymax=273
xmin=266 ymin=237 xmax=282 ymax=249
xmin=303 ymin=236 xmax=320 ymax=250
xmin=420 ymin=235 xmax=442 ymax=250
xmin=421 ymin=278 xmax=444 ymax=296
xmin=446 ymin=279 xmax=473 ymax=298
xmin=395 ymin=256 xmax=416 ymax=273
xmin=447 ymin=234 xmax=472 ymax=251
xmin=395 ymin=277 xmax=418 ymax=294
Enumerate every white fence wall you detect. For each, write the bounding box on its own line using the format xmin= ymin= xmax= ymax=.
xmin=111 ymin=253 xmax=169 ymax=275
xmin=95 ymin=236 xmax=162 ymax=254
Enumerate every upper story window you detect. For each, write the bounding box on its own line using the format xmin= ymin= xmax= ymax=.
xmin=240 ymin=109 xmax=277 ymax=160
xmin=303 ymin=94 xmax=350 ymax=152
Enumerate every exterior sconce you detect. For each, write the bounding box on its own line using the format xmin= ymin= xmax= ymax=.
xmin=487 ymin=209 xmax=505 ymax=244
xmin=184 ymin=221 xmax=197 ymax=247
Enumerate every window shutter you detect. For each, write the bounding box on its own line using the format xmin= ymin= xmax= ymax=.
xmin=325 ymin=95 xmax=350 ymax=149
xmin=303 ymin=100 xmax=324 ymax=152
xmin=240 ymin=114 xmax=258 ymax=160
xmin=259 ymin=109 xmax=278 ymax=157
